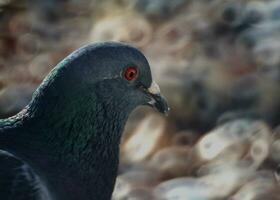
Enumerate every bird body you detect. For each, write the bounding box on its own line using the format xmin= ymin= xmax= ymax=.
xmin=0 ymin=42 xmax=168 ymax=200
xmin=0 ymin=103 xmax=126 ymax=200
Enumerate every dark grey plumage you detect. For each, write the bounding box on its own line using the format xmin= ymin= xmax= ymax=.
xmin=0 ymin=42 xmax=168 ymax=200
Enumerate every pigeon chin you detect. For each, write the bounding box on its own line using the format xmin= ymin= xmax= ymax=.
xmin=143 ymin=81 xmax=170 ymax=116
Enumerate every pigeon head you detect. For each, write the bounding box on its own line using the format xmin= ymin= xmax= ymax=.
xmin=30 ymin=42 xmax=169 ymax=118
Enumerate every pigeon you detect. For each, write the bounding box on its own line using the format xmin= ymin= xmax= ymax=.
xmin=0 ymin=42 xmax=169 ymax=200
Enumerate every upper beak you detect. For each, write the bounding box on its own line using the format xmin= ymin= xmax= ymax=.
xmin=143 ymin=81 xmax=170 ymax=116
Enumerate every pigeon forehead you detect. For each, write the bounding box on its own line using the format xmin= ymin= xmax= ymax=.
xmin=74 ymin=42 xmax=153 ymax=87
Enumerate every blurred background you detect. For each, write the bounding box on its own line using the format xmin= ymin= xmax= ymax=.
xmin=2 ymin=0 xmax=280 ymax=199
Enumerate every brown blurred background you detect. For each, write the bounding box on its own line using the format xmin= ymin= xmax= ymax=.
xmin=2 ymin=0 xmax=280 ymax=199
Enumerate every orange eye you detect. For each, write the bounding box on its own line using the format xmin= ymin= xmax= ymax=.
xmin=123 ymin=66 xmax=138 ymax=81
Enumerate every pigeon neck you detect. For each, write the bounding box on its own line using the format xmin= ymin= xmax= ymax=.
xmin=19 ymin=95 xmax=129 ymax=200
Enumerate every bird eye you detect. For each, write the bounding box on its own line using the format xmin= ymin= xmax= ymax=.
xmin=123 ymin=66 xmax=138 ymax=81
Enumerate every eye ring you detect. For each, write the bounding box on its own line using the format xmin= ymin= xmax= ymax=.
xmin=123 ymin=66 xmax=139 ymax=81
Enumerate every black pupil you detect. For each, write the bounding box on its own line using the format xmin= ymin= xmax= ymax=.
xmin=129 ymin=71 xmax=134 ymax=78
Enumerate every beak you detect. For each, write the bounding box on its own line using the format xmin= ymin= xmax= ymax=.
xmin=143 ymin=81 xmax=170 ymax=116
